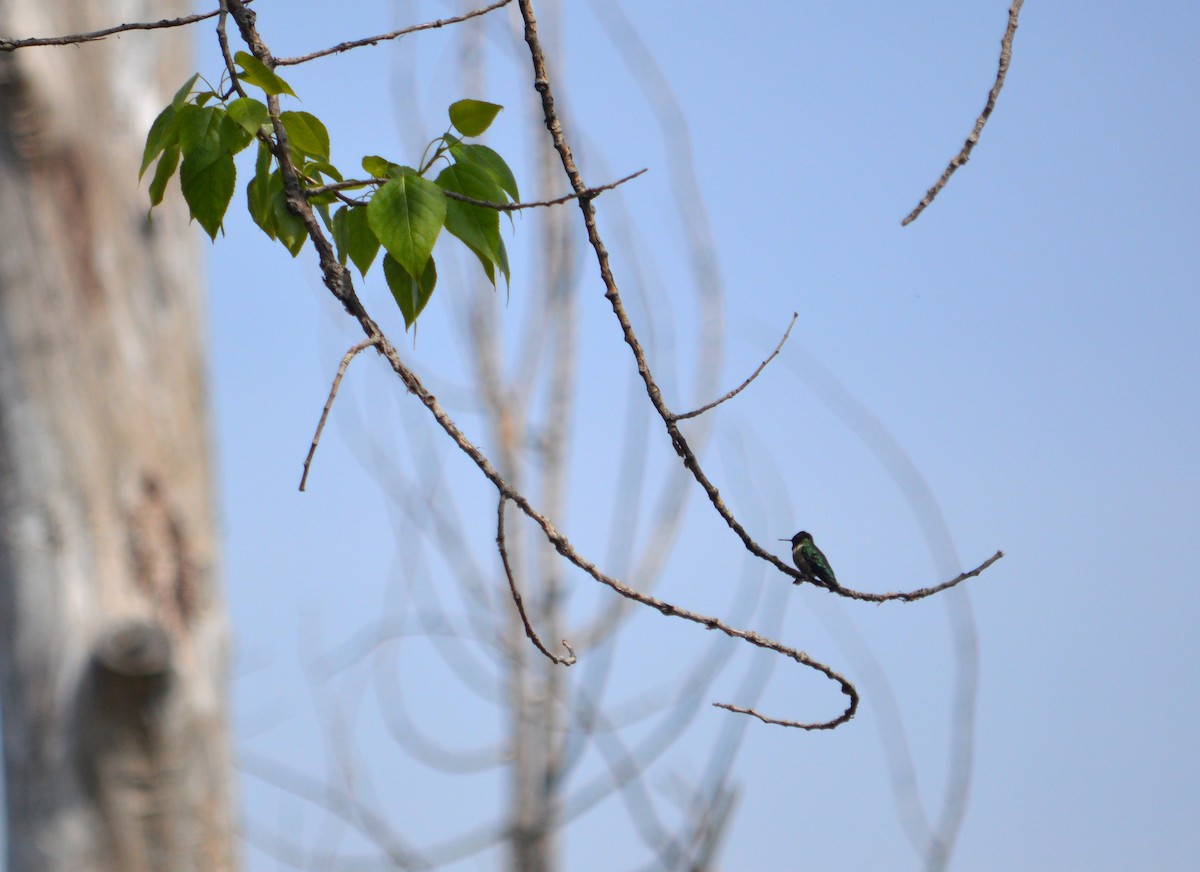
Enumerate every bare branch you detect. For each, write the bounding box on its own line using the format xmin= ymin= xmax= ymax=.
xmin=673 ymin=313 xmax=797 ymax=421
xmin=273 ymin=0 xmax=513 ymax=67
xmin=299 ymin=337 xmax=381 ymax=492
xmin=514 ymin=0 xmax=1002 ymax=605
xmin=0 ymin=4 xmax=239 ymax=52
xmin=901 ymin=0 xmax=1025 ymax=226
xmin=497 ymin=498 xmax=576 ymax=666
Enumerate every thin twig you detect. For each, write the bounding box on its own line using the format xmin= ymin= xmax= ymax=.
xmin=0 ymin=3 xmax=245 ymax=52
xmin=215 ymin=1 xmax=248 ymax=101
xmin=299 ymin=337 xmax=381 ymax=492
xmin=496 ymin=498 xmax=576 ymax=666
xmin=446 ymin=168 xmax=647 ymax=211
xmin=901 ymin=0 xmax=1025 ymax=226
xmin=673 ymin=313 xmax=797 ymax=421
xmin=841 ymin=550 xmax=1004 ymax=603
xmin=302 ymin=168 xmax=647 ymax=210
xmin=273 ymin=0 xmax=512 ymax=67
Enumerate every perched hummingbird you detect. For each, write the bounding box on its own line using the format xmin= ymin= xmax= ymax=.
xmin=779 ymin=531 xmax=839 ymax=590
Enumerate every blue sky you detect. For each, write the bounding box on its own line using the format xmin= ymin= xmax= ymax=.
xmin=204 ymin=1 xmax=1199 ymax=869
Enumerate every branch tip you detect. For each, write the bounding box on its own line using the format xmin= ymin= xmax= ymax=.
xmin=901 ymin=0 xmax=1024 ymax=225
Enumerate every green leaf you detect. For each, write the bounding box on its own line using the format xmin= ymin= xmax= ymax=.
xmin=246 ymin=142 xmax=275 ymax=238
xmin=367 ymin=175 xmax=446 ymax=279
xmin=234 ymin=50 xmax=296 ymax=97
xmin=226 ymin=96 xmax=270 ymax=136
xmin=448 ymin=99 xmax=503 ymax=137
xmin=383 ymin=253 xmax=437 ymax=330
xmin=280 ymin=111 xmax=330 ymax=161
xmin=333 ymin=205 xmax=380 ymax=276
xmin=314 ymin=202 xmax=333 ymax=233
xmin=180 ymin=152 xmax=235 ymax=239
xmin=218 ymin=111 xmax=255 ymax=156
xmin=332 ymin=206 xmax=351 ymax=266
xmin=361 ymin=155 xmax=393 ymax=178
xmin=270 ymin=185 xmax=307 ymax=256
xmin=493 ymin=235 xmax=510 ymax=287
xmin=171 ymin=73 xmax=201 ymax=109
xmin=147 ymin=142 xmax=180 ymax=208
xmin=140 ymin=104 xmax=179 ymax=180
xmin=435 ymin=162 xmax=507 ymax=287
xmin=176 ymin=104 xmax=224 ymax=171
xmin=361 ymin=155 xmax=413 ymax=179
xmin=303 ymin=160 xmax=343 ymax=183
xmin=437 ymin=159 xmax=505 ymax=205
xmin=449 ymin=143 xmax=519 ymax=202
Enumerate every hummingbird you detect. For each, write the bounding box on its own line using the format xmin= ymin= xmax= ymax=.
xmin=779 ymin=531 xmax=840 ymax=590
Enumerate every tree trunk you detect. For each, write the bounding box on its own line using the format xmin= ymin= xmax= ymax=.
xmin=0 ymin=2 xmax=234 ymax=869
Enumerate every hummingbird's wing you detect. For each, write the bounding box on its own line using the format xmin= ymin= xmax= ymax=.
xmin=801 ymin=541 xmax=838 ymax=588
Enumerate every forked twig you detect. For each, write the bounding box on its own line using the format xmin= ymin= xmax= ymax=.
xmin=673 ymin=313 xmax=797 ymax=421
xmin=445 ymin=168 xmax=647 ymax=212
xmin=497 ymin=498 xmax=576 ymax=666
xmin=302 ymin=168 xmax=647 ymax=210
xmin=299 ymin=336 xmax=381 ymax=492
xmin=901 ymin=0 xmax=1025 ymax=225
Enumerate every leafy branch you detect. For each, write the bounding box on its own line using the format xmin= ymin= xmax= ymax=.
xmin=129 ymin=0 xmax=1008 ymax=729
xmin=141 ymin=52 xmax=519 ymax=329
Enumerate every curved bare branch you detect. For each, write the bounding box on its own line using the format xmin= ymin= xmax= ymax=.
xmin=901 ymin=0 xmax=1025 ymax=225
xmin=497 ymin=498 xmax=576 ymax=666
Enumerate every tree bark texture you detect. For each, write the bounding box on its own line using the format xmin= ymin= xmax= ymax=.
xmin=0 ymin=1 xmax=234 ymax=869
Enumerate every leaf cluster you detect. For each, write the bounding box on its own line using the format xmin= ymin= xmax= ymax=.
xmin=141 ymin=53 xmax=518 ymax=329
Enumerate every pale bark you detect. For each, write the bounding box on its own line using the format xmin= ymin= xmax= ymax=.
xmin=0 ymin=2 xmax=234 ymax=869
